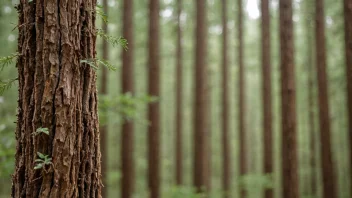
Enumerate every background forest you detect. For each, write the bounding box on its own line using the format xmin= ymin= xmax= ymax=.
xmin=0 ymin=0 xmax=351 ymax=198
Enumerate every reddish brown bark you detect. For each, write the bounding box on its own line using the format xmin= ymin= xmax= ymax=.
xmin=193 ymin=0 xmax=209 ymax=193
xmin=100 ymin=0 xmax=108 ymax=197
xmin=175 ymin=0 xmax=183 ymax=186
xmin=121 ymin=0 xmax=135 ymax=197
xmin=237 ymin=0 xmax=247 ymax=196
xmin=147 ymin=0 xmax=160 ymax=197
xmin=344 ymin=0 xmax=352 ymax=195
xmin=12 ymin=0 xmax=102 ymax=197
xmin=260 ymin=0 xmax=273 ymax=197
xmin=315 ymin=0 xmax=337 ymax=197
xmin=221 ymin=0 xmax=230 ymax=197
xmin=279 ymin=0 xmax=299 ymax=197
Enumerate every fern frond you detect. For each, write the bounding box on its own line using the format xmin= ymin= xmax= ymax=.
xmin=0 ymin=78 xmax=18 ymax=95
xmin=96 ymin=29 xmax=128 ymax=50
xmin=0 ymin=53 xmax=19 ymax=71
xmin=80 ymin=58 xmax=117 ymax=71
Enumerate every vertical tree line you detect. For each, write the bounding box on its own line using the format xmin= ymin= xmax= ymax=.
xmin=315 ymin=0 xmax=337 ymax=197
xmin=194 ymin=0 xmax=209 ymax=193
xmin=148 ymin=0 xmax=161 ymax=197
xmin=221 ymin=0 xmax=230 ymax=196
xmin=260 ymin=0 xmax=273 ymax=197
xmin=121 ymin=0 xmax=135 ymax=197
xmin=279 ymin=0 xmax=299 ymax=197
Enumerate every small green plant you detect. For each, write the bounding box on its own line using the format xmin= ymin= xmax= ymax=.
xmin=97 ymin=29 xmax=128 ymax=50
xmin=0 ymin=53 xmax=19 ymax=71
xmin=32 ymin=127 xmax=49 ymax=136
xmin=96 ymin=5 xmax=108 ymax=23
xmin=34 ymin=152 xmax=52 ymax=170
xmin=80 ymin=58 xmax=117 ymax=71
xmin=0 ymin=78 xmax=17 ymax=95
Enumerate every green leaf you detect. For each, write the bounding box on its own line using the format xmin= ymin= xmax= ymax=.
xmin=96 ymin=58 xmax=117 ymax=71
xmin=0 ymin=53 xmax=19 ymax=71
xmin=34 ymin=164 xmax=43 ymax=170
xmin=0 ymin=78 xmax=18 ymax=95
xmin=96 ymin=29 xmax=128 ymax=50
xmin=36 ymin=127 xmax=49 ymax=135
xmin=37 ymin=152 xmax=45 ymax=159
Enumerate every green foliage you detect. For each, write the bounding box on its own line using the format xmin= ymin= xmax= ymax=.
xmin=239 ymin=173 xmax=274 ymax=190
xmin=96 ymin=5 xmax=108 ymax=23
xmin=163 ymin=186 xmax=207 ymax=198
xmin=80 ymin=58 xmax=117 ymax=71
xmin=0 ymin=78 xmax=17 ymax=95
xmin=32 ymin=127 xmax=49 ymax=136
xmin=97 ymin=29 xmax=128 ymax=50
xmin=34 ymin=152 xmax=52 ymax=170
xmin=99 ymin=93 xmax=158 ymax=124
xmin=0 ymin=53 xmax=19 ymax=71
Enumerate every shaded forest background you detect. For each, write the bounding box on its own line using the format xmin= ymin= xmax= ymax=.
xmin=0 ymin=0 xmax=350 ymax=197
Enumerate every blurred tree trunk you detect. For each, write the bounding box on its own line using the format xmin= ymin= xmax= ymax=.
xmin=12 ymin=0 xmax=102 ymax=197
xmin=121 ymin=0 xmax=135 ymax=197
xmin=148 ymin=0 xmax=160 ymax=197
xmin=279 ymin=0 xmax=299 ymax=197
xmin=315 ymin=0 xmax=337 ymax=197
xmin=344 ymin=0 xmax=352 ymax=195
xmin=237 ymin=0 xmax=247 ymax=196
xmin=194 ymin=0 xmax=209 ymax=193
xmin=221 ymin=0 xmax=230 ymax=197
xmin=175 ymin=0 xmax=183 ymax=186
xmin=260 ymin=0 xmax=273 ymax=197
xmin=100 ymin=0 xmax=108 ymax=197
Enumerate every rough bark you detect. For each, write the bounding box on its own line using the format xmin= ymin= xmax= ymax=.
xmin=279 ymin=0 xmax=299 ymax=197
xmin=194 ymin=0 xmax=209 ymax=193
xmin=344 ymin=0 xmax=352 ymax=195
xmin=237 ymin=0 xmax=247 ymax=196
xmin=121 ymin=0 xmax=135 ymax=197
xmin=147 ymin=0 xmax=160 ymax=197
xmin=315 ymin=0 xmax=337 ymax=197
xmin=175 ymin=0 xmax=183 ymax=186
xmin=100 ymin=0 xmax=108 ymax=197
xmin=12 ymin=0 xmax=102 ymax=197
xmin=260 ymin=0 xmax=273 ymax=197
xmin=221 ymin=0 xmax=230 ymax=197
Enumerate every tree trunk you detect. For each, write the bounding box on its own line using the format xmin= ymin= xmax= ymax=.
xmin=315 ymin=0 xmax=337 ymax=197
xmin=194 ymin=0 xmax=209 ymax=193
xmin=148 ymin=0 xmax=160 ymax=197
xmin=279 ymin=0 xmax=299 ymax=197
xmin=260 ymin=0 xmax=273 ymax=197
xmin=344 ymin=0 xmax=352 ymax=195
xmin=100 ymin=0 xmax=108 ymax=197
xmin=175 ymin=0 xmax=183 ymax=186
xmin=121 ymin=0 xmax=135 ymax=197
xmin=12 ymin=0 xmax=102 ymax=197
xmin=221 ymin=0 xmax=230 ymax=197
xmin=237 ymin=0 xmax=247 ymax=196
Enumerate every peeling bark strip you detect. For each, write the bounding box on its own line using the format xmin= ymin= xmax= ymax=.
xmin=12 ymin=0 xmax=102 ymax=197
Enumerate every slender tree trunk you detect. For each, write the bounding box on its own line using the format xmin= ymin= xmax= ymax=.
xmin=12 ymin=0 xmax=102 ymax=197
xmin=221 ymin=0 xmax=230 ymax=197
xmin=148 ymin=0 xmax=160 ymax=197
xmin=315 ymin=0 xmax=337 ymax=197
xmin=344 ymin=0 xmax=352 ymax=195
xmin=260 ymin=0 xmax=273 ymax=197
xmin=279 ymin=0 xmax=299 ymax=197
xmin=121 ymin=0 xmax=135 ymax=197
xmin=194 ymin=0 xmax=209 ymax=193
xmin=175 ymin=0 xmax=183 ymax=186
xmin=100 ymin=0 xmax=108 ymax=197
xmin=237 ymin=0 xmax=247 ymax=196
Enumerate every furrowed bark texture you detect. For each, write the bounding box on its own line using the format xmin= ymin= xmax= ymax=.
xmin=261 ymin=0 xmax=273 ymax=197
xmin=147 ymin=0 xmax=160 ymax=197
xmin=175 ymin=0 xmax=183 ymax=186
xmin=121 ymin=0 xmax=135 ymax=197
xmin=315 ymin=0 xmax=337 ymax=197
xmin=279 ymin=0 xmax=299 ymax=197
xmin=344 ymin=0 xmax=352 ymax=194
xmin=100 ymin=0 xmax=108 ymax=197
xmin=194 ymin=0 xmax=209 ymax=193
xmin=12 ymin=0 xmax=102 ymax=197
xmin=237 ymin=0 xmax=246 ymax=197
xmin=221 ymin=0 xmax=230 ymax=197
